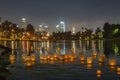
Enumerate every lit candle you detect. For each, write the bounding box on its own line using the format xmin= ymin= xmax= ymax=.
xmin=96 ymin=70 xmax=102 ymax=77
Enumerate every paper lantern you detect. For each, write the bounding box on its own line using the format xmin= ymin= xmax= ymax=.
xmin=9 ymin=54 xmax=15 ymax=61
xmin=108 ymin=59 xmax=116 ymax=66
xmin=80 ymin=55 xmax=86 ymax=61
xmin=87 ymin=57 xmax=93 ymax=64
xmin=96 ymin=70 xmax=102 ymax=77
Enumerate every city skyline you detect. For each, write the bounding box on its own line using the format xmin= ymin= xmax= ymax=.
xmin=0 ymin=0 xmax=120 ymax=32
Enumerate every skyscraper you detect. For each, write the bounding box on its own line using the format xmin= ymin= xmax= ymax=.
xmin=56 ymin=20 xmax=65 ymax=32
xmin=21 ymin=18 xmax=26 ymax=29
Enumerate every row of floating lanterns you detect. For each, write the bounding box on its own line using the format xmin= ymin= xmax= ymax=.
xmin=9 ymin=48 xmax=120 ymax=77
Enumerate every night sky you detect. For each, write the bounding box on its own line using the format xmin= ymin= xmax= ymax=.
xmin=0 ymin=0 xmax=120 ymax=32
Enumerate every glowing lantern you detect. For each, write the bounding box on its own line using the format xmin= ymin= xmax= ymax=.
xmin=96 ymin=70 xmax=102 ymax=77
xmin=117 ymin=67 xmax=120 ymax=75
xmin=50 ymin=56 xmax=55 ymax=61
xmin=98 ymin=54 xmax=106 ymax=63
xmin=22 ymin=54 xmax=27 ymax=62
xmin=53 ymin=53 xmax=58 ymax=58
xmin=9 ymin=54 xmax=15 ymax=61
xmin=64 ymin=54 xmax=69 ymax=59
xmin=87 ymin=57 xmax=93 ymax=64
xmin=108 ymin=59 xmax=116 ymax=66
xmin=58 ymin=55 xmax=64 ymax=61
xmin=93 ymin=52 xmax=97 ymax=56
xmin=40 ymin=54 xmax=45 ymax=60
xmin=25 ymin=60 xmax=32 ymax=67
xmin=30 ymin=54 xmax=36 ymax=62
xmin=46 ymin=54 xmax=50 ymax=60
xmin=80 ymin=55 xmax=86 ymax=61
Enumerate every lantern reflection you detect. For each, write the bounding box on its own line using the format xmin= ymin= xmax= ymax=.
xmin=87 ymin=64 xmax=92 ymax=69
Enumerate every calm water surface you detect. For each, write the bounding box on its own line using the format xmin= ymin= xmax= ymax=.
xmin=0 ymin=40 xmax=120 ymax=80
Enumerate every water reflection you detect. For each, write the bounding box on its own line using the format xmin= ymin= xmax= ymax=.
xmin=0 ymin=40 xmax=120 ymax=57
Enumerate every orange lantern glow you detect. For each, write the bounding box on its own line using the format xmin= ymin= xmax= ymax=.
xmin=87 ymin=57 xmax=93 ymax=64
xmin=50 ymin=56 xmax=55 ymax=61
xmin=80 ymin=55 xmax=86 ymax=61
xmin=117 ymin=67 xmax=120 ymax=75
xmin=9 ymin=54 xmax=15 ymax=61
xmin=30 ymin=54 xmax=36 ymax=62
xmin=87 ymin=64 xmax=92 ymax=69
xmin=64 ymin=54 xmax=69 ymax=59
xmin=108 ymin=58 xmax=116 ymax=66
xmin=58 ymin=55 xmax=64 ymax=61
xmin=96 ymin=70 xmax=102 ymax=77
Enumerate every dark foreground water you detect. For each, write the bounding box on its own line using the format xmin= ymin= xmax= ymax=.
xmin=0 ymin=40 xmax=120 ymax=80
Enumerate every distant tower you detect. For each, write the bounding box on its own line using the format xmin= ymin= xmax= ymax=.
xmin=21 ymin=18 xmax=26 ymax=29
xmin=56 ymin=19 xmax=65 ymax=32
xmin=72 ymin=27 xmax=75 ymax=34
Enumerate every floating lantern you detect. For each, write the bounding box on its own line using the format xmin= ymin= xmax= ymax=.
xmin=40 ymin=54 xmax=45 ymax=60
xmin=30 ymin=54 xmax=36 ymax=62
xmin=25 ymin=60 xmax=32 ymax=67
xmin=53 ymin=53 xmax=58 ymax=58
xmin=87 ymin=57 xmax=93 ymax=64
xmin=64 ymin=54 xmax=69 ymax=59
xmin=50 ymin=55 xmax=55 ymax=61
xmin=80 ymin=55 xmax=86 ymax=61
xmin=58 ymin=55 xmax=64 ymax=61
xmin=93 ymin=52 xmax=97 ymax=56
xmin=22 ymin=54 xmax=27 ymax=62
xmin=46 ymin=54 xmax=50 ymax=60
xmin=96 ymin=70 xmax=102 ymax=77
xmin=9 ymin=54 xmax=15 ymax=61
xmin=10 ymin=60 xmax=15 ymax=64
xmin=117 ymin=67 xmax=120 ymax=75
xmin=108 ymin=58 xmax=116 ymax=66
xmin=98 ymin=54 xmax=106 ymax=63
xmin=93 ymin=52 xmax=97 ymax=59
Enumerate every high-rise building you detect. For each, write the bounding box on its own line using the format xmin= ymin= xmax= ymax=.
xmin=72 ymin=27 xmax=75 ymax=34
xmin=21 ymin=18 xmax=26 ymax=29
xmin=56 ymin=20 xmax=65 ymax=32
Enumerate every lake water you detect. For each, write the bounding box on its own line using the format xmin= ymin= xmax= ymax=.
xmin=0 ymin=40 xmax=120 ymax=80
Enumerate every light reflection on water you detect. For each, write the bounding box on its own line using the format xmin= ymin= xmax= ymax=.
xmin=0 ymin=40 xmax=119 ymax=56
